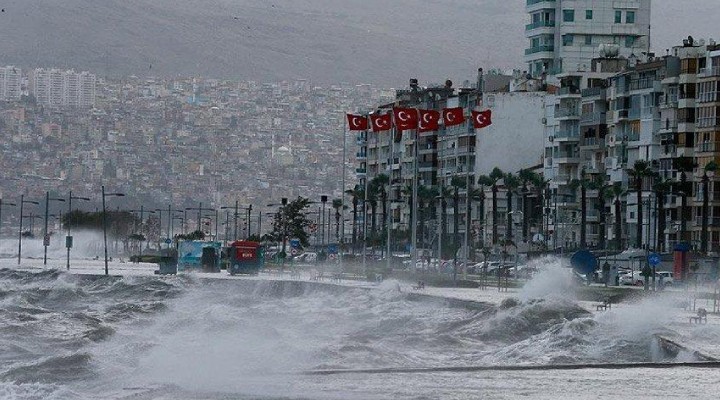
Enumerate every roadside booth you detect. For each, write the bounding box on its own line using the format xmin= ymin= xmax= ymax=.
xmin=177 ymin=240 xmax=222 ymax=272
xmin=228 ymin=240 xmax=265 ymax=275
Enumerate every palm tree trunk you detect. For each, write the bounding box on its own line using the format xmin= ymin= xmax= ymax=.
xmin=382 ymin=194 xmax=388 ymax=237
xmin=506 ymin=190 xmax=513 ymax=241
xmin=615 ymin=198 xmax=622 ymax=250
xmin=702 ymin=175 xmax=709 ymax=253
xmin=441 ymin=199 xmax=448 ymax=243
xmin=453 ymin=191 xmax=460 ymax=250
xmin=656 ymin=191 xmax=665 ymax=252
xmin=492 ymin=186 xmax=498 ymax=245
xmin=598 ymin=190 xmax=606 ymax=251
xmin=580 ymin=185 xmax=587 ymax=248
xmin=418 ymin=201 xmax=425 ymax=250
xmin=636 ymin=181 xmax=643 ymax=249
xmin=352 ymin=199 xmax=358 ymax=249
xmin=371 ymin=204 xmax=377 ymax=238
xmin=522 ymin=191 xmax=528 ymax=243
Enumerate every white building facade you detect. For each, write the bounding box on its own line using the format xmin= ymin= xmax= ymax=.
xmin=30 ymin=68 xmax=96 ymax=107
xmin=0 ymin=66 xmax=22 ymax=101
xmin=525 ymin=0 xmax=651 ymax=77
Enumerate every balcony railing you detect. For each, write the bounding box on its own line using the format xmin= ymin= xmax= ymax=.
xmin=527 ymin=0 xmax=555 ymax=5
xmin=581 ymin=112 xmax=606 ymax=124
xmin=417 ymin=162 xmax=438 ymax=170
xmin=581 ymin=87 xmax=605 ymax=97
xmin=355 ymin=168 xmax=367 ymax=174
xmin=581 ymin=137 xmax=600 ymax=147
xmin=526 ymin=20 xmax=555 ymax=30
xmin=525 ymin=45 xmax=554 ymax=55
xmin=356 ymin=152 xmax=367 ymax=158
xmin=697 ymin=117 xmax=720 ymax=129
xmin=696 ymin=142 xmax=720 ymax=153
xmin=711 ymin=66 xmax=720 ymax=77
xmin=629 ymin=79 xmax=655 ymax=91
xmin=558 ymin=86 xmax=581 ymax=96
xmin=695 ymin=216 xmax=720 ymax=227
xmin=555 ymin=108 xmax=580 ymax=118
xmin=660 ymin=120 xmax=678 ymax=130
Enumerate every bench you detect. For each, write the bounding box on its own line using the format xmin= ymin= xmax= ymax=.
xmin=596 ymin=298 xmax=612 ymax=311
xmin=412 ymin=281 xmax=426 ymax=290
xmin=689 ymin=308 xmax=708 ymax=324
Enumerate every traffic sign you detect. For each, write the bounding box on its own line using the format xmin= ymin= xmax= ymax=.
xmin=648 ymin=253 xmax=661 ymax=267
xmin=165 ymin=238 xmax=172 ymax=244
xmin=570 ymin=250 xmax=597 ymax=275
xmin=65 ymin=235 xmax=73 ymax=249
xmin=43 ymin=234 xmax=51 ymax=247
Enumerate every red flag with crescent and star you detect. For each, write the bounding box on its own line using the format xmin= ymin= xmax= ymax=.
xmin=370 ymin=113 xmax=392 ymax=132
xmin=418 ymin=109 xmax=440 ymax=132
xmin=472 ymin=110 xmax=492 ymax=129
xmin=442 ymin=107 xmax=466 ymax=127
xmin=393 ymin=107 xmax=419 ymax=131
xmin=346 ymin=114 xmax=368 ymax=131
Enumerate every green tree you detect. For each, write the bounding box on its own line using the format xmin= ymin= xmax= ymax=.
xmin=628 ymin=160 xmax=653 ymax=249
xmin=503 ymin=172 xmax=520 ymax=242
xmin=345 ymin=185 xmax=364 ymax=249
xmin=570 ymin=167 xmax=592 ymax=248
xmin=590 ymin=173 xmax=614 ymax=251
xmin=674 ymin=156 xmax=696 ymax=245
xmin=477 ymin=167 xmax=505 ymax=245
xmin=331 ymin=198 xmax=347 ymax=242
xmin=270 ymin=196 xmax=313 ymax=247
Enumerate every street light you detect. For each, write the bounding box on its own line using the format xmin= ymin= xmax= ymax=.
xmin=66 ymin=192 xmax=91 ymax=270
xmin=185 ymin=203 xmax=215 ymax=234
xmin=220 ymin=203 xmax=253 ymax=240
xmin=17 ymin=195 xmax=39 ymax=265
xmin=43 ymin=192 xmax=66 ymax=266
xmin=0 ymin=199 xmax=16 ymax=241
xmin=267 ymin=198 xmax=289 ymax=261
xmin=102 ymin=186 xmax=125 ymax=276
xmin=127 ymin=207 xmax=155 ymax=260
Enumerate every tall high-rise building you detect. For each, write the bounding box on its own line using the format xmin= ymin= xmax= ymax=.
xmin=525 ymin=0 xmax=651 ymax=77
xmin=30 ymin=68 xmax=96 ymax=107
xmin=0 ymin=66 xmax=22 ymax=101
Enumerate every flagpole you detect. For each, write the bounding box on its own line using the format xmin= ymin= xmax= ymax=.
xmin=463 ymin=94 xmax=472 ymax=280
xmin=340 ymin=120 xmax=346 ymax=270
xmin=411 ymin=112 xmax=419 ymax=273
xmin=386 ymin=123 xmax=393 ymax=271
xmin=362 ymin=118 xmax=370 ymax=278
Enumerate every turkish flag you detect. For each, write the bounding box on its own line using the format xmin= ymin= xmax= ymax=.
xmin=370 ymin=113 xmax=392 ymax=132
xmin=393 ymin=107 xmax=419 ymax=131
xmin=442 ymin=107 xmax=466 ymax=127
xmin=346 ymin=114 xmax=368 ymax=131
xmin=418 ymin=109 xmax=440 ymax=132
xmin=472 ymin=110 xmax=493 ymax=129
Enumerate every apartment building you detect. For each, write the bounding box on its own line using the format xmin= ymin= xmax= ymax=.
xmin=525 ymin=0 xmax=651 ymax=77
xmin=0 ymin=66 xmax=22 ymax=101
xmin=30 ymin=68 xmax=96 ymax=107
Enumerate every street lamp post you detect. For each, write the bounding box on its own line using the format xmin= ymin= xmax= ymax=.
xmin=66 ymin=192 xmax=91 ymax=270
xmin=102 ymin=186 xmax=125 ymax=276
xmin=185 ymin=203 xmax=215 ymax=234
xmin=320 ymin=196 xmax=328 ymax=249
xmin=43 ymin=191 xmax=66 ymax=265
xmin=17 ymin=195 xmax=39 ymax=265
xmin=127 ymin=207 xmax=155 ymax=261
xmin=0 ymin=199 xmax=17 ymax=242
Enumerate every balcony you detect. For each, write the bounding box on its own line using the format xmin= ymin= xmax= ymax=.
xmin=527 ymin=0 xmax=555 ymax=5
xmin=696 ymin=142 xmax=720 ymax=153
xmin=555 ymin=152 xmax=580 ymax=164
xmin=695 ymin=217 xmax=720 ymax=227
xmin=525 ymin=20 xmax=555 ymax=31
xmin=554 ymin=130 xmax=580 ymax=141
xmin=356 ymin=152 xmax=367 ymax=160
xmin=658 ymin=119 xmax=678 ymax=133
xmin=581 ymin=87 xmax=605 ymax=97
xmin=580 ymin=137 xmax=601 ymax=148
xmin=558 ymin=86 xmax=581 ymax=98
xmin=355 ymin=168 xmax=367 ymax=175
xmin=555 ymin=108 xmax=580 ymax=119
xmin=580 ymin=112 xmax=606 ymax=125
xmin=526 ymin=0 xmax=556 ymax=12
xmin=418 ymin=162 xmax=438 ymax=171
xmin=525 ymin=45 xmax=554 ymax=55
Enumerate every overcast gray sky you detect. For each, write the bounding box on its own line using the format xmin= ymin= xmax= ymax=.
xmin=0 ymin=0 xmax=715 ymax=85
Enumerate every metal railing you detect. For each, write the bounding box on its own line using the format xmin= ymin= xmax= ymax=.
xmin=526 ymin=20 xmax=555 ymax=30
xmin=581 ymin=112 xmax=606 ymax=124
xmin=581 ymin=87 xmax=604 ymax=97
xmin=525 ymin=45 xmax=554 ymax=55
xmin=558 ymin=86 xmax=581 ymax=96
xmin=527 ymin=0 xmax=555 ymax=5
xmin=555 ymin=108 xmax=580 ymax=118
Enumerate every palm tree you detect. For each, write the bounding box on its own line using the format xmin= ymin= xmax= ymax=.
xmin=628 ymin=160 xmax=653 ymax=249
xmin=652 ymin=175 xmax=672 ymax=253
xmin=331 ymin=198 xmax=346 ymax=243
xmin=468 ymin=185 xmax=485 ymax=248
xmin=450 ymin=176 xmax=467 ymax=253
xmin=477 ymin=167 xmax=505 ymax=245
xmin=589 ymin=173 xmax=613 ymax=251
xmin=417 ymin=185 xmax=436 ymax=250
xmin=701 ymin=161 xmax=718 ymax=253
xmin=611 ymin=183 xmax=625 ymax=250
xmin=345 ymin=185 xmax=364 ymax=250
xmin=371 ymin=173 xmax=390 ymax=236
xmin=504 ymin=172 xmax=520 ymax=242
xmin=570 ymin=167 xmax=592 ymax=248
xmin=518 ymin=169 xmax=535 ymax=242
xmin=530 ymin=172 xmax=551 ymax=245
xmin=674 ymin=156 xmax=696 ymax=245
xmin=366 ymin=179 xmax=380 ymax=239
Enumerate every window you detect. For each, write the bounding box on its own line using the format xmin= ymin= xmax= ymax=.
xmin=625 ymin=36 xmax=635 ymax=48
xmin=585 ymin=35 xmax=592 ymax=45
xmin=563 ymin=9 xmax=575 ymax=22
xmin=586 ymin=10 xmax=593 ymax=20
xmin=614 ymin=10 xmax=622 ymax=24
xmin=626 ymin=11 xmax=635 ymax=24
xmin=563 ymin=35 xmax=574 ymax=46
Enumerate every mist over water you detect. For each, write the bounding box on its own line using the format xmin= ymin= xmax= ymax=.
xmin=0 ymin=230 xmax=118 ymax=262
xmin=0 ymin=258 xmax=711 ymax=399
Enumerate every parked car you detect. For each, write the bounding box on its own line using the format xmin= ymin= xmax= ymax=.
xmin=620 ymin=271 xmax=674 ymax=286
